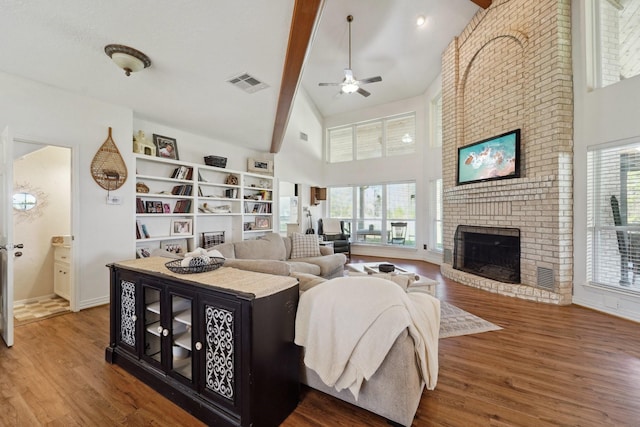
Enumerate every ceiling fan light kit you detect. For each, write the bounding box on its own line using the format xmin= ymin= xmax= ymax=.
xmin=104 ymin=44 xmax=151 ymax=76
xmin=318 ymin=14 xmax=382 ymax=97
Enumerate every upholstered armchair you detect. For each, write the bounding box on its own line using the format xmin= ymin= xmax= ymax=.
xmin=318 ymin=218 xmax=351 ymax=259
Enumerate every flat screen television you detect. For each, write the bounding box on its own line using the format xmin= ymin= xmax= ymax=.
xmin=457 ymin=129 xmax=521 ymax=185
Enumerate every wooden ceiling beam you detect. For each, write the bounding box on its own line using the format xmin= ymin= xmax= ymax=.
xmin=270 ymin=0 xmax=323 ymax=154
xmin=470 ymin=0 xmax=492 ymax=8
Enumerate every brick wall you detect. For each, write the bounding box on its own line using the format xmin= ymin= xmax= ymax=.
xmin=441 ymin=0 xmax=574 ymax=305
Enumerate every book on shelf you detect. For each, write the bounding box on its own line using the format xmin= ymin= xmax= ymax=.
xmin=173 ymin=199 xmax=192 ymax=214
xmin=225 ymin=188 xmax=238 ymax=199
xmin=171 ymin=166 xmax=194 ymax=180
xmin=136 ymin=220 xmax=149 ymax=239
xmin=244 ymin=201 xmax=271 ymax=214
xmin=136 ymin=197 xmax=145 ymax=214
xmin=171 ymin=184 xmax=193 ymax=196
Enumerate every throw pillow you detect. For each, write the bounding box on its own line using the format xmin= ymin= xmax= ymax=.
xmin=291 ymin=233 xmax=321 ymax=259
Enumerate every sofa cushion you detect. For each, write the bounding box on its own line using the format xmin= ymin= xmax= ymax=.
xmin=283 ymin=236 xmax=293 ymax=259
xmin=286 ymin=261 xmax=322 ymax=276
xmin=234 ymin=232 xmax=286 ymax=260
xmin=293 ymin=253 xmax=346 ymax=277
xmin=290 ymin=272 xmax=327 ymax=292
xmin=291 ymin=233 xmax=321 ymax=259
xmin=212 ymin=242 xmax=236 ymax=258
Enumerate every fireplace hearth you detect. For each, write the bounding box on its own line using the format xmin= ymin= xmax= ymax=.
xmin=453 ymin=225 xmax=520 ymax=284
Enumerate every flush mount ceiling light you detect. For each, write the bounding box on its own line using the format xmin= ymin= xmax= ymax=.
xmin=104 ymin=44 xmax=151 ymax=76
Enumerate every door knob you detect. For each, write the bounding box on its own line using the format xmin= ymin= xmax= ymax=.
xmin=15 ymin=252 xmax=23 ymax=257
xmin=15 ymin=243 xmax=24 ymax=249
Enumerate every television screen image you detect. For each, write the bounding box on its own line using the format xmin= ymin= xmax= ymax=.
xmin=457 ymin=129 xmax=520 ymax=185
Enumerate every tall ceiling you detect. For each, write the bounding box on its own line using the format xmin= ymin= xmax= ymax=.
xmin=301 ymin=0 xmax=479 ymax=118
xmin=0 ymin=1 xmax=480 ymax=153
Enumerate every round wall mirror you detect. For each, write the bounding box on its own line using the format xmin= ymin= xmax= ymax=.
xmin=13 ymin=192 xmax=37 ymax=211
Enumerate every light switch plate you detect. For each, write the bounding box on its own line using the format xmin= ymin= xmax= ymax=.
xmin=107 ymin=195 xmax=122 ymax=205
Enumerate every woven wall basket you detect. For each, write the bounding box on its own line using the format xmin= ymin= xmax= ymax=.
xmin=91 ymin=127 xmax=128 ymax=190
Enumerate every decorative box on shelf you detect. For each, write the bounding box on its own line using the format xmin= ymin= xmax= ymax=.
xmin=204 ymin=155 xmax=227 ymax=168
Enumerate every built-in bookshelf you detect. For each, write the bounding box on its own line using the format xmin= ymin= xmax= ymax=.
xmin=134 ymin=154 xmax=274 ymax=256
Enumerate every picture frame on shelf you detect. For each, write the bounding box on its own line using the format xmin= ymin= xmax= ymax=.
xmin=255 ymin=216 xmax=271 ymax=230
xmin=153 ymin=134 xmax=179 ymax=160
xmin=170 ymin=218 xmax=192 ymax=236
xmin=247 ymin=158 xmax=274 ymax=176
xmin=161 ymin=239 xmax=188 ymax=254
xmin=244 ymin=222 xmax=255 ymax=231
xmin=163 ymin=203 xmax=171 ymax=214
xmin=145 ymin=201 xmax=157 ymax=213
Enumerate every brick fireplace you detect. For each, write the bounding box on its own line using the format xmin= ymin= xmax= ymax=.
xmin=440 ymin=0 xmax=573 ymax=305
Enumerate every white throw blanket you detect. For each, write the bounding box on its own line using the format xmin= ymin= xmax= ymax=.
xmin=295 ymin=276 xmax=440 ymax=399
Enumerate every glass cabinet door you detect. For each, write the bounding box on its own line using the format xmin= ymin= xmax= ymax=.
xmin=143 ymin=285 xmax=163 ymax=366
xmin=170 ymin=294 xmax=193 ymax=382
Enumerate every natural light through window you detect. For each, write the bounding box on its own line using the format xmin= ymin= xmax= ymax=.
xmin=327 ymin=113 xmax=416 ymax=163
xmin=328 ymin=182 xmax=416 ymax=247
xmin=587 ymin=140 xmax=640 ymax=292
xmin=595 ymin=0 xmax=640 ymax=88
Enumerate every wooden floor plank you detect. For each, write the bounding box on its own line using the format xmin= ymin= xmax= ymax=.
xmin=0 ymin=255 xmax=638 ymax=426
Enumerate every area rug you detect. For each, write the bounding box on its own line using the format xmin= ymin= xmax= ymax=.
xmin=439 ymin=301 xmax=502 ymax=339
xmin=14 ymin=295 xmax=70 ymax=326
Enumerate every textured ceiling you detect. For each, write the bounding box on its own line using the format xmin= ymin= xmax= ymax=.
xmin=0 ymin=1 xmax=479 ymax=152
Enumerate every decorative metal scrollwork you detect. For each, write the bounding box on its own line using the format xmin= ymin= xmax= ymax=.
xmin=120 ymin=280 xmax=136 ymax=347
xmin=205 ymin=305 xmax=234 ymax=400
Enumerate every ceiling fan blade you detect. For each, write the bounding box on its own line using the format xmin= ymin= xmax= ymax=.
xmin=318 ymin=82 xmax=341 ymax=86
xmin=358 ymin=76 xmax=382 ymax=84
xmin=357 ymin=87 xmax=371 ymax=97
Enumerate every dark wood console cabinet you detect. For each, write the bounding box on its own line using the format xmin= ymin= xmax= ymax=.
xmin=105 ymin=258 xmax=300 ymax=426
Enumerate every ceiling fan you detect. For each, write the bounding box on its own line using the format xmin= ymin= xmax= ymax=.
xmin=318 ymin=15 xmax=382 ymax=98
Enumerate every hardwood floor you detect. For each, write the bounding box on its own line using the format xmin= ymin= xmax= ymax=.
xmin=1 ymin=256 xmax=639 ymax=426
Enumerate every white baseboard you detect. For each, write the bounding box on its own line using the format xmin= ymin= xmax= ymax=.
xmin=77 ymin=296 xmax=110 ymax=311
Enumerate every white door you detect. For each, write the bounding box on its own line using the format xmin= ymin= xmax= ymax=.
xmin=0 ymin=127 xmax=15 ymax=347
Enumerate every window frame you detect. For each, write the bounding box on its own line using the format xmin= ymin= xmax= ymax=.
xmin=326 ymin=112 xmax=416 ymax=163
xmin=327 ymin=181 xmax=416 ymax=248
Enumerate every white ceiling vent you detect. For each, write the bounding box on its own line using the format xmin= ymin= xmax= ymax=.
xmin=227 ymin=73 xmax=269 ymax=94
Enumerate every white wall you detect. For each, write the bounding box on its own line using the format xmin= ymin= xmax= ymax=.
xmin=134 ymin=118 xmax=272 ymax=170
xmin=276 ymin=87 xmax=325 ymax=232
xmin=13 ymin=146 xmax=70 ymax=301
xmin=0 ymin=70 xmax=133 ymax=309
xmin=0 ymin=72 xmax=276 ymax=311
xmin=320 ymin=87 xmax=442 ymax=263
xmin=572 ymin=0 xmax=640 ymax=321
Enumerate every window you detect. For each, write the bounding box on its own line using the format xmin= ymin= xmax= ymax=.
xmin=328 ymin=182 xmax=416 ymax=247
xmin=327 ymin=113 xmax=416 ymax=163
xmin=431 ymin=179 xmax=443 ymax=251
xmin=13 ymin=192 xmax=37 ymax=211
xmin=386 ymin=115 xmax=416 ymax=156
xmin=587 ymin=140 xmax=640 ymax=291
xmin=593 ymin=0 xmax=640 ymax=88
xmin=328 ymin=187 xmax=354 ymax=219
xmin=431 ymin=94 xmax=442 ymax=148
xmin=356 ymin=122 xmax=382 ymax=160
xmin=328 ymin=126 xmax=353 ymax=163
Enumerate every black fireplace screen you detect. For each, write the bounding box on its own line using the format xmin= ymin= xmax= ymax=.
xmin=453 ymin=225 xmax=520 ymax=284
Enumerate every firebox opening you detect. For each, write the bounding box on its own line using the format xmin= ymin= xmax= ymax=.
xmin=453 ymin=225 xmax=521 ymax=284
